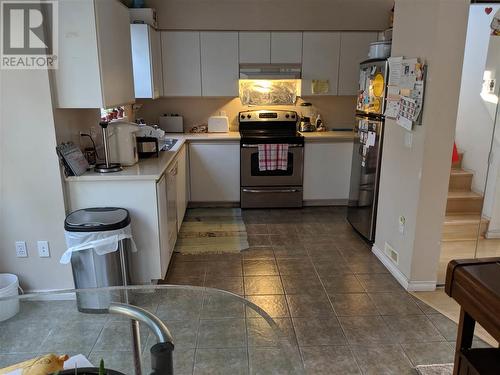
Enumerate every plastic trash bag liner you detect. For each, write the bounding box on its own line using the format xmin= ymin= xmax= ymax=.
xmin=60 ymin=224 xmax=137 ymax=264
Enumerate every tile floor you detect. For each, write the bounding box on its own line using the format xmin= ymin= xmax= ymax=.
xmin=165 ymin=207 xmax=491 ymax=374
xmin=0 ymin=207 xmax=491 ymax=375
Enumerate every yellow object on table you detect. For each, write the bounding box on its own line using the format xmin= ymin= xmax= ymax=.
xmin=0 ymin=354 xmax=68 ymax=375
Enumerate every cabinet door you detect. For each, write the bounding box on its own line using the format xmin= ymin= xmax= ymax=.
xmin=338 ymin=32 xmax=378 ymax=95
xmin=239 ymin=32 xmax=271 ymax=63
xmin=201 ymin=32 xmax=239 ymax=97
xmin=176 ymin=144 xmax=188 ymax=231
xmin=189 ymin=143 xmax=240 ymax=202
xmin=301 ymin=32 xmax=341 ymax=96
xmin=150 ymin=27 xmax=163 ymax=98
xmin=56 ymin=0 xmax=102 ymax=108
xmin=161 ymin=31 xmax=202 ymax=96
xmin=95 ymin=0 xmax=135 ymax=108
xmin=271 ymin=32 xmax=302 ymax=64
xmin=303 ymin=142 xmax=353 ymax=201
xmin=156 ymin=174 xmax=170 ymax=277
xmin=166 ymin=164 xmax=178 ymax=255
xmin=56 ymin=0 xmax=134 ymax=108
xmin=130 ymin=24 xmax=154 ymax=98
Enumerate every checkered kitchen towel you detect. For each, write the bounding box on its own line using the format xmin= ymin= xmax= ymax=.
xmin=258 ymin=144 xmax=289 ymax=171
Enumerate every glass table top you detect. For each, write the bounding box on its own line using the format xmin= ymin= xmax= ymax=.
xmin=0 ymin=285 xmax=303 ymax=375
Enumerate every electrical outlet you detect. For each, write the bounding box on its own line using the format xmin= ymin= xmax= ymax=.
xmin=37 ymin=241 xmax=50 ymax=258
xmin=399 ymin=216 xmax=406 ymax=234
xmin=15 ymin=241 xmax=28 ymax=257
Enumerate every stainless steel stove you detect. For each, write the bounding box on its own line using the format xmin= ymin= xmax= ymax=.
xmin=239 ymin=110 xmax=304 ymax=208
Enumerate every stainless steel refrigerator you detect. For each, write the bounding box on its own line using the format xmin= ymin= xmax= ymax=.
xmin=347 ymin=59 xmax=388 ymax=242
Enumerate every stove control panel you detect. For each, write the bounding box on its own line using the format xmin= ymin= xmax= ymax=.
xmin=239 ymin=110 xmax=297 ymax=123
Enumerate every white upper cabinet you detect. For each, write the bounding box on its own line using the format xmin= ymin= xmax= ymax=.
xmin=201 ymin=32 xmax=239 ymax=97
xmin=301 ymin=32 xmax=341 ymax=96
xmin=338 ymin=32 xmax=378 ymax=95
xmin=239 ymin=32 xmax=271 ymax=63
xmin=161 ymin=31 xmax=202 ymax=96
xmin=130 ymin=24 xmax=162 ymax=99
xmin=271 ymin=32 xmax=303 ymax=64
xmin=55 ymin=0 xmax=135 ymax=108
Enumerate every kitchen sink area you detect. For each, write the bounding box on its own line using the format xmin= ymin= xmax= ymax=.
xmin=161 ymin=138 xmax=178 ymax=151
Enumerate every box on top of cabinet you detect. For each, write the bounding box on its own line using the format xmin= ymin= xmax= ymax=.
xmin=129 ymin=8 xmax=158 ymax=29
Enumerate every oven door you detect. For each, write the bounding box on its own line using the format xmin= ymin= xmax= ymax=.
xmin=240 ymin=144 xmax=304 ymax=187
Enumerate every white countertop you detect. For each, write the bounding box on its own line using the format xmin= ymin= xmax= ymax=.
xmin=165 ymin=132 xmax=241 ymax=141
xmin=65 ymin=130 xmax=353 ymax=183
xmin=65 ymin=138 xmax=187 ymax=182
xmin=300 ymin=130 xmax=354 ymax=141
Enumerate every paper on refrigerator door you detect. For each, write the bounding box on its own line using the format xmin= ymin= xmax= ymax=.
xmin=388 ymin=57 xmax=403 ymax=86
xmin=384 ymin=85 xmax=401 ymax=119
xmin=400 ymin=58 xmax=419 ymax=89
xmin=366 ymin=131 xmax=376 ymax=147
xmin=396 ymin=96 xmax=417 ymax=131
xmin=359 ymin=70 xmax=367 ymax=91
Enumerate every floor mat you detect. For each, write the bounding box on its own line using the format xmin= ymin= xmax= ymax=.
xmin=175 ymin=208 xmax=249 ymax=254
xmin=415 ymin=364 xmax=453 ymax=375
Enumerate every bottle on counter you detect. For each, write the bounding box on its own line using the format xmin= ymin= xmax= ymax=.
xmin=315 ymin=114 xmax=326 ymax=132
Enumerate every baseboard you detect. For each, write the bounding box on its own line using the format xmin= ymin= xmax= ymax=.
xmin=486 ymin=229 xmax=500 ymax=239
xmin=188 ymin=202 xmax=240 ymax=208
xmin=303 ymin=199 xmax=348 ymax=206
xmin=371 ymin=244 xmax=436 ymax=292
xmin=188 ymin=200 xmax=348 ymax=208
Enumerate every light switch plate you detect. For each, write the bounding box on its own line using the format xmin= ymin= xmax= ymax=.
xmin=15 ymin=241 xmax=28 ymax=257
xmin=399 ymin=216 xmax=406 ymax=234
xmin=37 ymin=241 xmax=50 ymax=258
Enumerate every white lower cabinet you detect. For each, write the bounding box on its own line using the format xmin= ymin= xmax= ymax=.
xmin=66 ymin=179 xmax=165 ymax=282
xmin=156 ymin=174 xmax=170 ymax=278
xmin=157 ymin=161 xmax=179 ymax=277
xmin=189 ymin=142 xmax=240 ymax=202
xmin=303 ymin=141 xmax=354 ymax=203
xmin=176 ymin=144 xmax=188 ymax=230
xmin=66 ymin=147 xmax=189 ymax=282
xmin=166 ymin=163 xmax=178 ymax=258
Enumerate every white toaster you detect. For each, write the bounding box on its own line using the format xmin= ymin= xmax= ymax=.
xmin=159 ymin=115 xmax=184 ymax=133
xmin=208 ymin=116 xmax=229 ymax=133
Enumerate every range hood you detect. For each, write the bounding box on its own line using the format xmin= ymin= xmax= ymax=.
xmin=239 ymin=64 xmax=302 ymax=80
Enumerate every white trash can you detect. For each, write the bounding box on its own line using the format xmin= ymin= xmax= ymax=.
xmin=0 ymin=273 xmax=20 ymax=322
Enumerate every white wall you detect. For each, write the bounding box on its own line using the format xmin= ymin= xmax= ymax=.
xmin=144 ymin=0 xmax=393 ymax=31
xmin=455 ymin=5 xmax=500 ymax=217
xmin=0 ymin=69 xmax=74 ymax=291
xmin=373 ymin=0 xmax=469 ymax=290
xmin=53 ymin=108 xmax=100 ymax=146
xmin=454 ymin=5 xmax=500 ymax=236
xmin=137 ymin=96 xmax=357 ymax=132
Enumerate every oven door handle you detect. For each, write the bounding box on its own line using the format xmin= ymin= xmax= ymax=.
xmin=241 ymin=144 xmax=303 ymax=148
xmin=242 ymin=188 xmax=301 ymax=193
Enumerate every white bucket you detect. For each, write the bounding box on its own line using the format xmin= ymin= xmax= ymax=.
xmin=0 ymin=273 xmax=20 ymax=321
